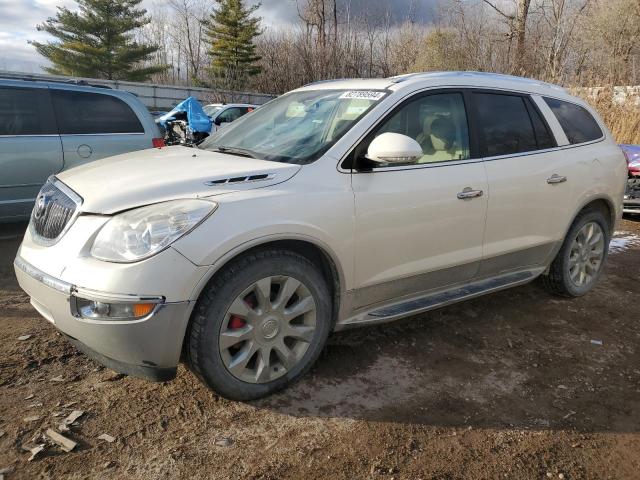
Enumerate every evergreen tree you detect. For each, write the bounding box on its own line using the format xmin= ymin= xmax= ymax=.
xmin=30 ymin=0 xmax=167 ymax=81
xmin=204 ymin=0 xmax=262 ymax=88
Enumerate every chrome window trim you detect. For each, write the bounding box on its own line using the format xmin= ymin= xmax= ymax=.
xmin=59 ymin=132 xmax=146 ymax=137
xmin=0 ymin=134 xmax=60 ymax=138
xmin=29 ymin=176 xmax=83 ymax=247
xmin=336 ymin=84 xmax=609 ymax=174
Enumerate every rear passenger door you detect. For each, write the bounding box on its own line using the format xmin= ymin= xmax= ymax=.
xmin=50 ymin=89 xmax=147 ymax=169
xmin=0 ymin=85 xmax=63 ymax=220
xmin=470 ymin=90 xmax=574 ymax=276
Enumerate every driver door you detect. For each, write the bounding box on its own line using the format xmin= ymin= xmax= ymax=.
xmin=350 ymin=90 xmax=489 ymax=309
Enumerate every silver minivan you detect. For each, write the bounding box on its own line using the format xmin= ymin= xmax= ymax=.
xmin=0 ymin=78 xmax=162 ymax=221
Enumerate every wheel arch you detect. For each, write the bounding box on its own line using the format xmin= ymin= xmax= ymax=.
xmin=573 ymin=196 xmax=617 ymax=235
xmin=187 ymin=235 xmax=344 ymax=328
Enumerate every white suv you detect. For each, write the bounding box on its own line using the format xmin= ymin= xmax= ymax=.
xmin=14 ymin=72 xmax=627 ymax=400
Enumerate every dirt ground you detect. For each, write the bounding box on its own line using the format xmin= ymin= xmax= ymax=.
xmin=1 ymin=219 xmax=639 ymax=480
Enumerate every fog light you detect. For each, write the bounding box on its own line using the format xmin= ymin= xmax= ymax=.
xmin=74 ymin=298 xmax=157 ymax=320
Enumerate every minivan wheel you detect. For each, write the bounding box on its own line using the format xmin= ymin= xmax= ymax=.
xmin=541 ymin=208 xmax=610 ymax=297
xmin=186 ymin=249 xmax=332 ymax=401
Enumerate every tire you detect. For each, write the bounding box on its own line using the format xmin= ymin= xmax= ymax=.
xmin=541 ymin=208 xmax=611 ymax=297
xmin=186 ymin=249 xmax=332 ymax=401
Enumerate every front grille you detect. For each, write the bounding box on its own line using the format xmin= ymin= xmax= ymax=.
xmin=30 ymin=179 xmax=81 ymax=245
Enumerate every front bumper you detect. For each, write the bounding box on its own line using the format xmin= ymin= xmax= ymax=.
xmin=624 ymin=177 xmax=640 ymax=214
xmin=14 ymin=256 xmax=193 ymax=381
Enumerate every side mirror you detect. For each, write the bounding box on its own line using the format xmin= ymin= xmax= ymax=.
xmin=213 ymin=117 xmax=222 ymax=126
xmin=366 ymin=132 xmax=423 ymax=165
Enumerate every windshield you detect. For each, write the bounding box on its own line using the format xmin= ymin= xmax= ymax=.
xmin=199 ymin=89 xmax=387 ymax=164
xmin=203 ymin=105 xmax=223 ymax=116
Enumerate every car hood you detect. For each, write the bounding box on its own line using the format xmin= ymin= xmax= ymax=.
xmin=56 ymin=146 xmax=301 ymax=214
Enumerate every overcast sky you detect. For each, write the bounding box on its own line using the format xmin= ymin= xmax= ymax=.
xmin=0 ymin=0 xmax=440 ymax=73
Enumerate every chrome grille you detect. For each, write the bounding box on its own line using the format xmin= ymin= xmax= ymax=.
xmin=30 ymin=179 xmax=82 ymax=245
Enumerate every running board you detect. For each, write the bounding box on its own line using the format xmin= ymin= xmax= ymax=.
xmin=337 ymin=269 xmax=540 ymax=329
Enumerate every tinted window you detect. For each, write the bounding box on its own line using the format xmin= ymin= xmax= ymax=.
xmin=525 ymin=98 xmax=556 ymax=149
xmin=218 ymin=107 xmax=245 ymax=123
xmin=366 ymin=92 xmax=471 ymax=166
xmin=51 ymin=90 xmax=144 ymax=134
xmin=0 ymin=87 xmax=57 ymax=136
xmin=543 ymin=97 xmax=603 ymax=144
xmin=474 ymin=93 xmax=537 ymax=156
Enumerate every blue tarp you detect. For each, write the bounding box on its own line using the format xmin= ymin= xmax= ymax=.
xmin=157 ymin=96 xmax=213 ymax=133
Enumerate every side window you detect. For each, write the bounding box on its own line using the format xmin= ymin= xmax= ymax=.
xmin=218 ymin=107 xmax=243 ymax=123
xmin=0 ymin=87 xmax=57 ymax=136
xmin=473 ymin=92 xmax=537 ymax=156
xmin=51 ymin=90 xmax=144 ymax=135
xmin=364 ymin=92 xmax=471 ymax=166
xmin=543 ymin=97 xmax=603 ymax=144
xmin=525 ymin=97 xmax=556 ymax=149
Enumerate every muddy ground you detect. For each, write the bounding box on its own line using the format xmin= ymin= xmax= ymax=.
xmin=0 ymin=219 xmax=639 ymax=480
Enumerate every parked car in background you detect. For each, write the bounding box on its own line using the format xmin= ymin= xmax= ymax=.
xmin=0 ymin=77 xmax=162 ymax=222
xmin=14 ymin=72 xmax=626 ymax=401
xmin=621 ymin=144 xmax=640 ymax=214
xmin=157 ymin=97 xmax=212 ymax=146
xmin=203 ymin=103 xmax=257 ymax=131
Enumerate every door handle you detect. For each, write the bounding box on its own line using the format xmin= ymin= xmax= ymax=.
xmin=547 ymin=174 xmax=567 ymax=184
xmin=457 ymin=187 xmax=484 ymax=200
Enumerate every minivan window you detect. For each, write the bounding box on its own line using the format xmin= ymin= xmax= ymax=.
xmin=543 ymin=97 xmax=603 ymax=144
xmin=365 ymin=92 xmax=471 ymax=166
xmin=0 ymin=87 xmax=57 ymax=136
xmin=51 ymin=90 xmax=144 ymax=135
xmin=200 ymin=90 xmax=387 ymax=164
xmin=473 ymin=92 xmax=537 ymax=157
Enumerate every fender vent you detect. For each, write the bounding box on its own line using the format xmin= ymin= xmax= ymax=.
xmin=204 ymin=173 xmax=274 ymax=186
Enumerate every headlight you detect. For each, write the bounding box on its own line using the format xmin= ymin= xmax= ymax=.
xmin=91 ymin=199 xmax=217 ymax=262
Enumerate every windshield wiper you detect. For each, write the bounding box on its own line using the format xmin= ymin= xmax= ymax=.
xmin=214 ymin=146 xmax=259 ymax=159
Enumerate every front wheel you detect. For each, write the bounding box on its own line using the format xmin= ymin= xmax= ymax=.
xmin=187 ymin=249 xmax=332 ymax=400
xmin=541 ymin=208 xmax=610 ymax=297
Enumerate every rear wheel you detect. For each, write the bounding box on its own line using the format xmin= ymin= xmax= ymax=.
xmin=187 ymin=249 xmax=331 ymax=400
xmin=541 ymin=208 xmax=610 ymax=297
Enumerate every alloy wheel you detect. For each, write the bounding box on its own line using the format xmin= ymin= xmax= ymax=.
xmin=568 ymin=221 xmax=605 ymax=288
xmin=219 ymin=275 xmax=317 ymax=384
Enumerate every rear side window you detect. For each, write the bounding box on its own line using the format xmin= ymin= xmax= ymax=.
xmin=525 ymin=98 xmax=556 ymax=149
xmin=51 ymin=90 xmax=144 ymax=134
xmin=473 ymin=92 xmax=537 ymax=156
xmin=543 ymin=97 xmax=603 ymax=144
xmin=0 ymin=87 xmax=57 ymax=136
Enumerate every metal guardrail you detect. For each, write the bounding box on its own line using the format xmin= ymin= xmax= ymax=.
xmin=0 ymin=70 xmax=276 ymax=110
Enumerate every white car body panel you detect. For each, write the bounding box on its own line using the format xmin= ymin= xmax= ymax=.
xmin=13 ymin=71 xmax=627 ymax=382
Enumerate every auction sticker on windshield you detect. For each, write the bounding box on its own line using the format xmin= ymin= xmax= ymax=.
xmin=339 ymin=91 xmax=386 ymax=100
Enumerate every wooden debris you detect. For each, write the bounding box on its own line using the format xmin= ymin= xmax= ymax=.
xmin=97 ymin=433 xmax=116 ymax=443
xmin=27 ymin=445 xmax=45 ymax=462
xmin=59 ymin=410 xmax=84 ymax=432
xmin=45 ymin=429 xmax=77 ymax=452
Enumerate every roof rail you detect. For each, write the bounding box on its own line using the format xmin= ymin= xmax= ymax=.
xmin=302 ymin=78 xmax=355 ymax=87
xmin=0 ymin=71 xmax=112 ymax=89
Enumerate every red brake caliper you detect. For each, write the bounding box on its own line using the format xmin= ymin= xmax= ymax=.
xmin=228 ymin=296 xmax=254 ymax=329
xmin=228 ymin=316 xmax=246 ymax=329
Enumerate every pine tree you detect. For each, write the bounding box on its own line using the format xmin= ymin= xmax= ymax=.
xmin=30 ymin=0 xmax=167 ymax=81
xmin=204 ymin=0 xmax=262 ymax=89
